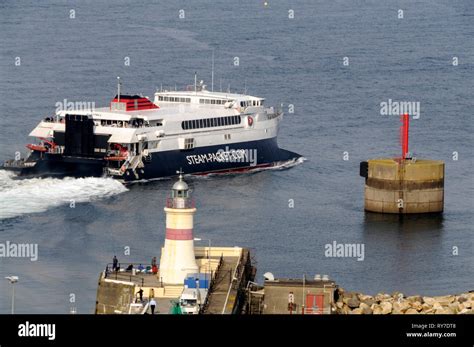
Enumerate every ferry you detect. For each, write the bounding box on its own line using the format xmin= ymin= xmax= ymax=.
xmin=1 ymin=79 xmax=301 ymax=182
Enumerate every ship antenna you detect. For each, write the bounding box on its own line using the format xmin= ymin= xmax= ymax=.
xmin=117 ymin=76 xmax=121 ymax=102
xmin=220 ymin=79 xmax=222 ymax=92
xmin=244 ymin=78 xmax=247 ymax=94
xmin=211 ymin=49 xmax=215 ymax=92
xmin=194 ymin=72 xmax=197 ymax=94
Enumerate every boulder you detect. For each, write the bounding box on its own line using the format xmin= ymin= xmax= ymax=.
xmin=423 ymin=297 xmax=436 ymax=305
xmin=422 ymin=303 xmax=432 ymax=311
xmin=359 ymin=302 xmax=373 ymax=314
xmin=380 ymin=301 xmax=393 ymax=314
xmin=358 ymin=294 xmax=373 ymax=301
xmin=435 ymin=308 xmax=451 ymax=314
xmin=341 ymin=304 xmax=351 ymax=314
xmin=350 ymin=308 xmax=363 ymax=314
xmin=375 ymin=293 xmax=391 ymax=302
xmin=347 ymin=296 xmax=360 ymax=309
xmin=360 ymin=297 xmax=375 ymax=306
xmin=405 ymin=308 xmax=419 ymax=314
xmin=391 ymin=291 xmax=404 ymax=300
xmin=448 ymin=302 xmax=459 ymax=313
xmin=407 ymin=295 xmax=423 ymax=303
xmin=372 ymin=305 xmax=383 ymax=315
xmin=411 ymin=301 xmax=423 ymax=311
xmin=445 ymin=306 xmax=456 ymax=314
xmin=433 ymin=295 xmax=455 ymax=306
xmin=393 ymin=300 xmax=410 ymax=313
xmin=342 ymin=293 xmax=355 ymax=305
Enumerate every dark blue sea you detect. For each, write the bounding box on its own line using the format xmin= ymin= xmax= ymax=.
xmin=0 ymin=0 xmax=472 ymax=313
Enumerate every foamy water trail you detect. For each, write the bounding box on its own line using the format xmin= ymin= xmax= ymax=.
xmin=0 ymin=170 xmax=128 ymax=219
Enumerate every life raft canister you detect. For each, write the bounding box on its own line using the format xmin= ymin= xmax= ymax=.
xmin=247 ymin=116 xmax=254 ymax=126
xmin=26 ymin=144 xmax=47 ymax=152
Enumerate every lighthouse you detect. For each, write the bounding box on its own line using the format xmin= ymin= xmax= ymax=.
xmin=159 ymin=172 xmax=199 ymax=285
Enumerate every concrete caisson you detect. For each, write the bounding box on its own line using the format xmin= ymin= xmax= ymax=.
xmin=361 ymin=158 xmax=444 ymax=214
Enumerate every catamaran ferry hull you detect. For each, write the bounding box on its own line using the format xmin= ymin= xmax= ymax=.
xmin=2 ymin=138 xmax=301 ymax=181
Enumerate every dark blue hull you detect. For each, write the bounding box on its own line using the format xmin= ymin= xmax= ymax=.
xmin=120 ymin=138 xmax=301 ymax=182
xmin=2 ymin=138 xmax=301 ymax=181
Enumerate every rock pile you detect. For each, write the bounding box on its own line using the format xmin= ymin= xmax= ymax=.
xmin=334 ymin=288 xmax=474 ymax=314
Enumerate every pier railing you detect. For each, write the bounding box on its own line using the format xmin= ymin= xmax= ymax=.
xmin=104 ymin=263 xmax=163 ymax=288
xmin=199 ymin=254 xmax=224 ymax=314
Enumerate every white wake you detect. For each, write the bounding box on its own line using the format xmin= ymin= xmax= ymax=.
xmin=0 ymin=170 xmax=128 ymax=219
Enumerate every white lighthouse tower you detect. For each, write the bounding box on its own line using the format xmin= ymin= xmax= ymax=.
xmin=159 ymin=172 xmax=199 ymax=285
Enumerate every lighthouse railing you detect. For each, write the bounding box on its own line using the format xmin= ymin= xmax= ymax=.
xmin=166 ymin=197 xmax=195 ymax=209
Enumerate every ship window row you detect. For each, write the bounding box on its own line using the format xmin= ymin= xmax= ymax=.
xmin=240 ymin=100 xmax=262 ymax=107
xmin=199 ymin=99 xmax=230 ymax=105
xmin=181 ymin=115 xmax=241 ymax=130
xmin=158 ymin=96 xmax=191 ymax=103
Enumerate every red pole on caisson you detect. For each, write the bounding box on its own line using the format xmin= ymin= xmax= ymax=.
xmin=360 ymin=112 xmax=445 ymax=214
xmin=400 ymin=113 xmax=410 ymax=159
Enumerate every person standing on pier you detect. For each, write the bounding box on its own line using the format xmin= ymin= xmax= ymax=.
xmin=150 ymin=298 xmax=156 ymax=314
xmin=112 ymin=255 xmax=118 ymax=272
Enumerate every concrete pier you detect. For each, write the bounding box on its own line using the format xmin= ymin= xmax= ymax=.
xmin=362 ymin=158 xmax=444 ymax=214
xmin=95 ymin=246 xmax=254 ymax=314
